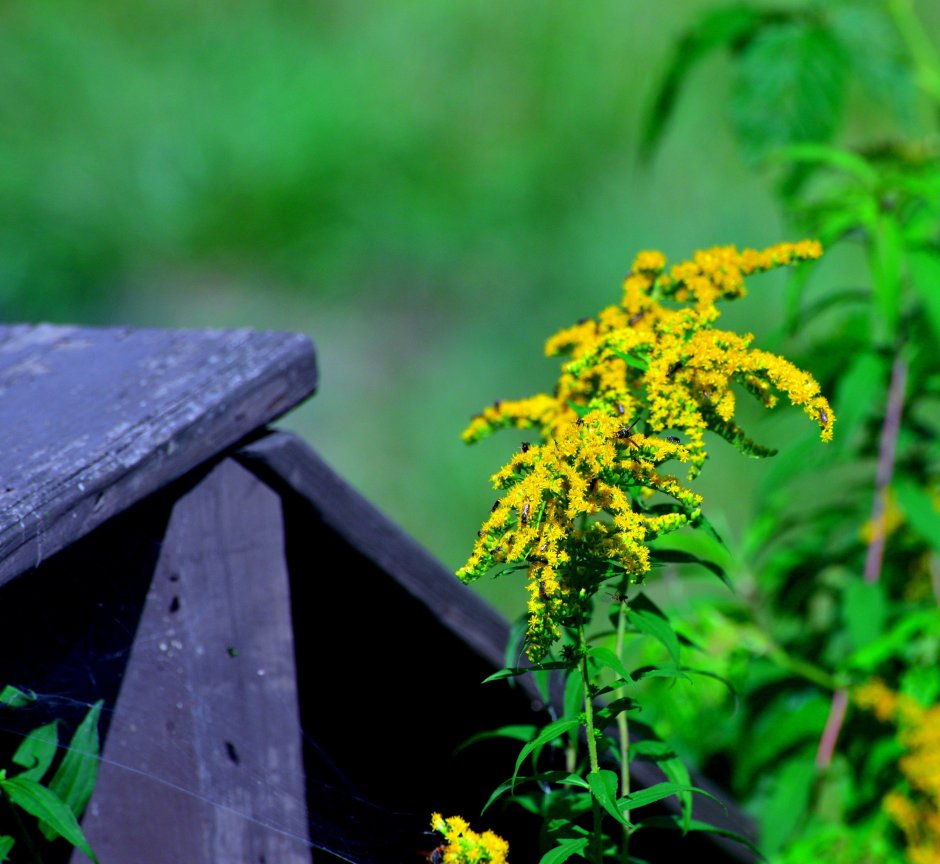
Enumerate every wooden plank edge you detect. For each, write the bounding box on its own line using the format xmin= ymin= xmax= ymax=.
xmin=0 ymin=334 xmax=317 ymax=588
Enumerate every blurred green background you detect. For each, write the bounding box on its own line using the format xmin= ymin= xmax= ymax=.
xmin=1 ymin=0 xmax=895 ymax=615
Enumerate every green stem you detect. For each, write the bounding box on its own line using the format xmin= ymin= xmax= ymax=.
xmin=615 ymin=603 xmax=631 ymax=864
xmin=766 ymin=643 xmax=841 ymax=691
xmin=578 ymin=625 xmax=603 ymax=864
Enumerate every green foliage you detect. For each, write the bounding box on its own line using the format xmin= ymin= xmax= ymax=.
xmin=0 ymin=688 xmax=101 ymax=863
xmin=638 ymin=1 xmax=940 ymax=861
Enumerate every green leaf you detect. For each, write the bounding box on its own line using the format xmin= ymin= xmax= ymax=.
xmin=513 ymin=719 xmax=581 ymax=787
xmin=909 ymin=249 xmax=940 ymax=344
xmin=759 ymin=756 xmax=816 ymax=854
xmin=695 ymin=513 xmax=727 ymax=548
xmin=630 ymin=741 xmax=693 ymax=830
xmin=634 ymin=815 xmax=766 ymax=860
xmin=647 ymin=548 xmax=732 ymax=591
xmin=639 ymin=5 xmax=764 ymax=161
xmin=626 ymin=593 xmax=681 ymax=668
xmin=730 ymin=21 xmax=847 ymax=164
xmin=736 ymin=694 xmax=829 ymax=787
xmin=44 ymin=700 xmax=102 ymax=839
xmin=620 ymin=782 xmax=722 ymax=814
xmin=0 ymin=836 xmax=13 ymax=862
xmin=0 ymin=776 xmax=98 ymax=862
xmin=869 ymin=212 xmax=903 ymax=342
xmin=588 ymin=646 xmax=635 ymax=688
xmin=481 ymin=770 xmax=577 ymax=815
xmin=455 ymin=724 xmax=538 ymax=753
xmin=828 ymin=3 xmax=920 ymax=130
xmin=770 ymin=142 xmax=878 ymax=187
xmin=483 ymin=659 xmax=571 ymax=683
xmin=539 ymin=837 xmax=590 ymax=864
xmin=588 ymin=769 xmax=630 ymax=827
xmin=612 ymin=349 xmax=649 ymax=372
xmin=843 ymin=580 xmax=886 ymax=653
xmin=12 ymin=721 xmax=58 ymax=782
xmin=0 ymin=686 xmax=36 ymax=709
xmin=894 ymin=477 xmax=940 ymax=556
xmin=832 ymin=351 xmax=886 ymax=452
xmin=846 ymin=608 xmax=940 ymax=671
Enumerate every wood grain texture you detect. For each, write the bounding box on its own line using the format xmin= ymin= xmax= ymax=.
xmin=0 ymin=324 xmax=317 ymax=588
xmin=72 ymin=458 xmax=311 ymax=864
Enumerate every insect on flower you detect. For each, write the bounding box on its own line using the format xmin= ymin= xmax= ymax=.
xmin=616 ymin=417 xmax=642 ymax=448
xmin=521 ymin=500 xmax=530 ymax=526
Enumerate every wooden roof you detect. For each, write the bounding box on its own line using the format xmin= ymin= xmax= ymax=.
xmin=0 ymin=323 xmax=316 ymax=586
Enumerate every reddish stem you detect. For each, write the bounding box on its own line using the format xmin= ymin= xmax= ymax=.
xmin=863 ymin=354 xmax=908 ymax=584
xmin=815 ymin=687 xmax=848 ymax=769
xmin=817 ymin=352 xmax=907 ymax=770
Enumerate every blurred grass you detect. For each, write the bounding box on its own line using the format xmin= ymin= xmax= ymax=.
xmin=2 ymin=0 xmax=829 ymax=616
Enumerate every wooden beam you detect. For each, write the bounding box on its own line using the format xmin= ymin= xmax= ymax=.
xmin=0 ymin=324 xmax=317 ymax=588
xmin=71 ymin=458 xmax=311 ymax=864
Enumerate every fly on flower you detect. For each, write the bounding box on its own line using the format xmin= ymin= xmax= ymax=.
xmin=615 ymin=416 xmax=642 ymax=448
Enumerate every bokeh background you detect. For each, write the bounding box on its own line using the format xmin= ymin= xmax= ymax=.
xmin=3 ymin=0 xmax=921 ymax=616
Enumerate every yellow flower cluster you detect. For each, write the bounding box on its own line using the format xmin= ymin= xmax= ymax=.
xmin=854 ymin=680 xmax=940 ymax=863
xmin=429 ymin=813 xmax=509 ymax=864
xmin=459 ymin=241 xmax=833 ymax=659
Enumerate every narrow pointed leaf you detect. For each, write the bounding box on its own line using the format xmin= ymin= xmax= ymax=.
xmin=648 ymin=548 xmax=732 ymax=591
xmin=45 ymin=700 xmax=102 ymax=835
xmin=1 ymin=776 xmax=98 ymax=862
xmin=513 ymin=719 xmax=580 ymax=786
xmin=540 ymin=837 xmax=590 ymax=864
xmin=620 ymin=782 xmax=724 ymax=814
xmin=588 ymin=769 xmax=631 ymax=827
xmin=588 ymin=646 xmax=635 ymax=688
xmin=457 ymin=724 xmax=537 ymax=753
xmin=626 ymin=593 xmax=681 ymax=668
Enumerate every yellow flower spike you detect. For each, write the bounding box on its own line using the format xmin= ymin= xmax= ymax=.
xmin=459 ymin=240 xmax=832 ymax=659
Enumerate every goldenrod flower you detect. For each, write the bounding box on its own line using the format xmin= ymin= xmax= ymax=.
xmin=854 ymin=680 xmax=940 ymax=862
xmin=459 ymin=241 xmax=832 ymax=660
xmin=429 ymin=813 xmax=509 ymax=864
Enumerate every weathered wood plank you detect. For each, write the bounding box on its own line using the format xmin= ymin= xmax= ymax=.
xmin=71 ymin=458 xmax=311 ymax=864
xmin=0 ymin=324 xmax=317 ymax=588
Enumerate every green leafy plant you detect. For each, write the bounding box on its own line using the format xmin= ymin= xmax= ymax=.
xmin=441 ymin=240 xmax=833 ymax=862
xmin=0 ymin=685 xmax=101 ymax=863
xmin=636 ymin=2 xmax=940 ymax=861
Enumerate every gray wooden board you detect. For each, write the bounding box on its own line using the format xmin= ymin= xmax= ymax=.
xmin=0 ymin=323 xmax=317 ymax=588
xmin=235 ymin=431 xmax=759 ymax=861
xmin=72 ymin=458 xmax=311 ymax=864
xmin=235 ymin=430 xmax=510 ymax=674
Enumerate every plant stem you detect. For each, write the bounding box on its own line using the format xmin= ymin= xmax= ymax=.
xmin=578 ymin=625 xmax=603 ymax=863
xmin=765 ymin=644 xmax=841 ymax=691
xmin=615 ymin=604 xmax=631 ymax=864
xmin=863 ymin=353 xmax=908 ymax=585
xmin=818 ymin=352 xmax=907 ymax=770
